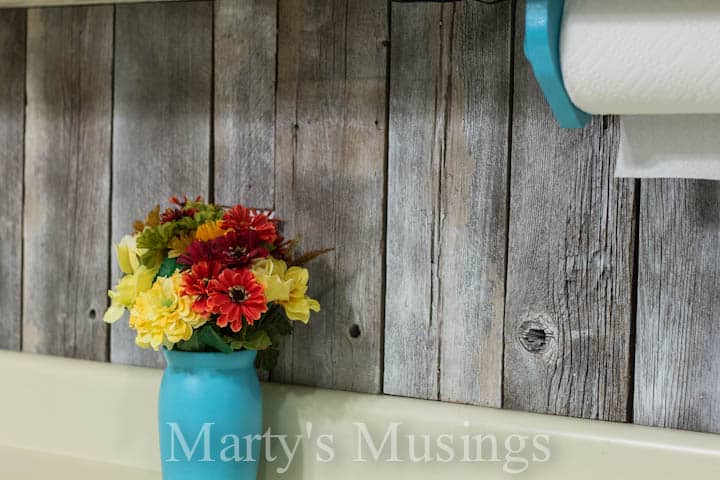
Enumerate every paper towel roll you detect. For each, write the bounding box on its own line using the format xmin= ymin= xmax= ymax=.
xmin=560 ymin=0 xmax=720 ymax=115
xmin=559 ymin=0 xmax=720 ymax=180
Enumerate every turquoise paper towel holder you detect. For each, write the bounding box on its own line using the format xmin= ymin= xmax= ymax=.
xmin=524 ymin=0 xmax=590 ymax=129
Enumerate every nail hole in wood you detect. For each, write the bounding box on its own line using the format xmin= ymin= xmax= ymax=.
xmin=349 ymin=324 xmax=361 ymax=338
xmin=88 ymin=309 xmax=97 ymax=320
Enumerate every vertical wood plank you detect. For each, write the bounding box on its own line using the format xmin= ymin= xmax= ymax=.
xmin=214 ymin=0 xmax=276 ymax=208
xmin=23 ymin=6 xmax=112 ymax=361
xmin=274 ymin=0 xmax=388 ymax=393
xmin=503 ymin=0 xmax=635 ymax=421
xmin=384 ymin=1 xmax=445 ymax=402
xmin=384 ymin=1 xmax=511 ymax=405
xmin=439 ymin=1 xmax=510 ymax=406
xmin=112 ymin=1 xmax=212 ymax=367
xmin=0 ymin=10 xmax=25 ymax=352
xmin=635 ymin=180 xmax=720 ymax=434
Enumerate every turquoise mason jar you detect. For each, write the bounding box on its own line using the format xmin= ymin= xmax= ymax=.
xmin=159 ymin=349 xmax=262 ymax=480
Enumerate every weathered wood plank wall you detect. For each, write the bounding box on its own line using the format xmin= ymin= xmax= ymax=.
xmin=385 ymin=0 xmax=510 ymax=406
xmin=635 ymin=180 xmax=720 ymax=433
xmin=214 ymin=0 xmax=276 ymax=209
xmin=0 ymin=0 xmax=718 ymax=435
xmin=274 ymin=0 xmax=387 ymax=393
xmin=24 ymin=6 xmax=112 ymax=360
xmin=0 ymin=9 xmax=24 ymax=352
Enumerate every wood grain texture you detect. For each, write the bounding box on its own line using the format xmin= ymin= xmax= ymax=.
xmin=635 ymin=180 xmax=720 ymax=434
xmin=273 ymin=0 xmax=388 ymax=393
xmin=112 ymin=2 xmax=212 ymax=367
xmin=214 ymin=0 xmax=276 ymax=208
xmin=23 ymin=6 xmax=112 ymax=360
xmin=503 ymin=1 xmax=635 ymax=421
xmin=0 ymin=10 xmax=25 ymax=352
xmin=384 ymin=1 xmax=445 ymax=401
xmin=384 ymin=1 xmax=511 ymax=405
xmin=439 ymin=1 xmax=511 ymax=406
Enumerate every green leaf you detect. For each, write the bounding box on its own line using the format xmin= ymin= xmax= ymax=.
xmin=175 ymin=334 xmax=203 ymax=352
xmin=229 ymin=330 xmax=272 ymax=351
xmin=243 ymin=330 xmax=272 ymax=350
xmin=260 ymin=306 xmax=293 ymax=338
xmin=256 ymin=348 xmax=280 ymax=371
xmin=157 ymin=257 xmax=179 ymax=278
xmin=141 ymin=249 xmax=165 ymax=269
xmin=198 ymin=325 xmax=233 ymax=354
xmin=137 ymin=222 xmax=178 ymax=268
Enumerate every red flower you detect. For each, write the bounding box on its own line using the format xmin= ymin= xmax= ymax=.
xmin=178 ymin=231 xmax=269 ymax=268
xmin=222 ymin=205 xmax=277 ymax=243
xmin=178 ymin=239 xmax=224 ymax=266
xmin=207 ymin=269 xmax=267 ymax=332
xmin=216 ymin=231 xmax=269 ymax=267
xmin=159 ymin=195 xmax=202 ymax=224
xmin=182 ymin=261 xmax=223 ymax=315
xmin=160 ymin=207 xmax=197 ymax=224
xmin=170 ymin=195 xmax=203 ymax=208
xmin=272 ymin=233 xmax=291 ymax=260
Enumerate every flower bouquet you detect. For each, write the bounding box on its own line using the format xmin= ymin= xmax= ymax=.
xmin=104 ymin=196 xmax=325 ymax=479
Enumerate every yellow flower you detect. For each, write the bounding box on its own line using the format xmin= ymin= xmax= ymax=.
xmin=251 ymin=257 xmax=293 ymax=302
xmin=104 ymin=266 xmax=158 ymax=324
xmin=252 ymin=257 xmax=320 ymax=323
xmin=115 ymin=234 xmax=145 ymax=274
xmin=195 ymin=220 xmax=226 ymax=242
xmin=168 ymin=232 xmax=194 ymax=259
xmin=281 ymin=266 xmax=321 ymax=323
xmin=129 ymin=272 xmax=208 ymax=350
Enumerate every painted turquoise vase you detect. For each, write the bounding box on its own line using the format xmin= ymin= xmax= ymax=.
xmin=159 ymin=349 xmax=262 ymax=480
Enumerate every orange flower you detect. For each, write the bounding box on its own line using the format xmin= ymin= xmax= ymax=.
xmin=222 ymin=205 xmax=277 ymax=243
xmin=182 ymin=261 xmax=224 ymax=315
xmin=195 ymin=220 xmax=226 ymax=242
xmin=207 ymin=269 xmax=268 ymax=332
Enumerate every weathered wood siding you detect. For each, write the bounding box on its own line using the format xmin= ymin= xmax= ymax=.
xmin=635 ymin=180 xmax=720 ymax=433
xmin=273 ymin=0 xmax=387 ymax=393
xmin=0 ymin=9 xmax=25 ymax=352
xmin=24 ymin=6 xmax=112 ymax=360
xmin=385 ymin=0 xmax=510 ymax=406
xmin=0 ymin=0 xmax=717 ymax=435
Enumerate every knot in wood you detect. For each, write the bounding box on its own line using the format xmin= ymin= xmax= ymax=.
xmin=518 ymin=320 xmax=552 ymax=354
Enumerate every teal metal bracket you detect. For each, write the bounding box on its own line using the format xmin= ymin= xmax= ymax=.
xmin=524 ymin=0 xmax=590 ymax=129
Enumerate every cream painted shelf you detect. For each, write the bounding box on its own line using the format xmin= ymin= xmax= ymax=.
xmin=1 ymin=350 xmax=719 ymax=479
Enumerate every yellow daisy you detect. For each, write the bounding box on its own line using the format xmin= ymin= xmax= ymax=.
xmin=129 ymin=272 xmax=208 ymax=350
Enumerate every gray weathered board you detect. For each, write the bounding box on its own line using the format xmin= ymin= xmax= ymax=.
xmin=214 ymin=0 xmax=276 ymax=209
xmin=24 ymin=6 xmax=112 ymax=361
xmin=273 ymin=0 xmax=387 ymax=393
xmin=0 ymin=0 xmax=717 ymax=435
xmin=635 ymin=180 xmax=720 ymax=434
xmin=385 ymin=0 xmax=511 ymax=406
xmin=0 ymin=9 xmax=24 ymax=352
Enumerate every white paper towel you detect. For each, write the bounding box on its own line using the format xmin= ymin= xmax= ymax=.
xmin=617 ymin=116 xmax=720 ymax=180
xmin=559 ymin=0 xmax=720 ymax=179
